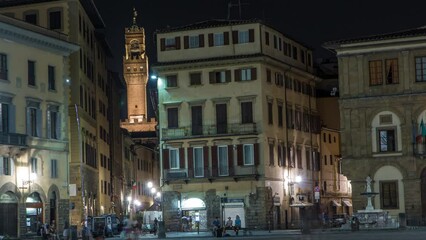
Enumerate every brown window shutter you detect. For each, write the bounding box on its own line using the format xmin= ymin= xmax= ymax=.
xmin=226 ymin=70 xmax=231 ymax=82
xmin=251 ymin=68 xmax=257 ymax=80
xmin=208 ymin=33 xmax=213 ymax=47
xmin=228 ymin=145 xmax=233 ymax=167
xmin=179 ymin=147 xmax=185 ymax=169
xmin=175 ymin=36 xmax=181 ymax=49
xmin=254 ymin=143 xmax=259 ymax=166
xmin=277 ymin=145 xmax=282 ymax=167
xmin=224 ymin=32 xmax=229 ymax=45
xmin=232 ymin=30 xmax=238 ymax=44
xmin=211 ymin=146 xmax=218 ymax=176
xmin=199 ymin=34 xmax=204 ymax=47
xmin=187 ymin=147 xmax=193 ymax=177
xmin=162 ymin=149 xmax=169 ymax=169
xmin=237 ymin=144 xmax=243 ymax=166
xmin=234 ymin=69 xmax=241 ymax=82
xmin=203 ymin=146 xmax=209 ymax=174
xmin=184 ymin=36 xmax=189 ymax=49
xmin=160 ymin=38 xmax=165 ymax=51
xmin=249 ymin=29 xmax=255 ymax=42
xmin=209 ymin=72 xmax=215 ymax=83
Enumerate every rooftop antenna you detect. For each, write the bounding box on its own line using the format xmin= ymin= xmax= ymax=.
xmin=227 ymin=0 xmax=249 ymax=20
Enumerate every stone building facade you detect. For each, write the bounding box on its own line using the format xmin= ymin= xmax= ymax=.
xmin=324 ymin=26 xmax=426 ymax=224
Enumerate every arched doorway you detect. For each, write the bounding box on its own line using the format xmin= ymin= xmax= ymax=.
xmin=26 ymin=192 xmax=43 ymax=234
xmin=0 ymin=192 xmax=18 ymax=237
xmin=49 ymin=191 xmax=57 ymax=226
xmin=421 ymin=169 xmax=426 ymax=218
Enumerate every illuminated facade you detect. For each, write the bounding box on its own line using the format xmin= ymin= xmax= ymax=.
xmin=0 ymin=14 xmax=77 ymax=237
xmin=154 ymin=20 xmax=321 ymax=230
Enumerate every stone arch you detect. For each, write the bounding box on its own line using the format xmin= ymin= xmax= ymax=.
xmin=0 ymin=182 xmax=22 ymax=201
xmin=366 ymin=107 xmax=406 ymax=126
xmin=47 ymin=184 xmax=61 ymax=200
xmin=27 ymin=182 xmax=47 ymax=204
xmin=373 ymin=165 xmax=405 ymax=215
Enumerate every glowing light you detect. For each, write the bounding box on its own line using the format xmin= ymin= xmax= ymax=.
xmin=147 ymin=181 xmax=153 ymax=188
xmin=295 ymin=175 xmax=302 ymax=183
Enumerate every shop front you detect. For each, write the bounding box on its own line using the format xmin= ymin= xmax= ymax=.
xmin=181 ymin=198 xmax=207 ymax=231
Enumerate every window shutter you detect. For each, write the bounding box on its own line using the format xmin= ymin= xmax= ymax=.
xmin=46 ymin=111 xmax=51 ymax=139
xmin=209 ymin=72 xmax=215 ymax=84
xmin=183 ymin=36 xmax=189 ymax=49
xmin=175 ymin=36 xmax=181 ymax=49
xmin=199 ymin=34 xmax=204 ymax=47
xmin=211 ymin=146 xmax=218 ymax=177
xmin=232 ymin=30 xmax=238 ymax=44
xmin=26 ymin=107 xmax=31 ymax=135
xmin=251 ymin=68 xmax=257 ymax=80
xmin=249 ymin=29 xmax=255 ymax=42
xmin=208 ymin=33 xmax=213 ymax=47
xmin=0 ymin=157 xmax=3 ymax=175
xmin=36 ymin=109 xmax=42 ymax=137
xmin=10 ymin=158 xmax=14 ymax=176
xmin=56 ymin=112 xmax=61 ymax=139
xmin=226 ymin=70 xmax=231 ymax=82
xmin=277 ymin=145 xmax=282 ymax=167
xmin=203 ymin=146 xmax=209 ymax=174
xmin=9 ymin=104 xmax=16 ymax=133
xmin=179 ymin=147 xmax=185 ymax=169
xmin=160 ymin=38 xmax=165 ymax=51
xmin=237 ymin=144 xmax=243 ymax=166
xmin=224 ymin=32 xmax=229 ymax=45
xmin=162 ymin=149 xmax=169 ymax=170
xmin=187 ymin=147 xmax=193 ymax=178
xmin=254 ymin=143 xmax=259 ymax=166
xmin=228 ymin=145 xmax=233 ymax=170
xmin=234 ymin=69 xmax=241 ymax=82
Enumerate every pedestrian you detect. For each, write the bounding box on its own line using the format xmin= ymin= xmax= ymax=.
xmin=234 ymin=215 xmax=241 ymax=236
xmin=49 ymin=220 xmax=59 ymax=240
xmin=153 ymin=217 xmax=158 ymax=235
xmin=188 ymin=216 xmax=193 ymax=231
xmin=212 ymin=216 xmax=220 ymax=237
xmin=63 ymin=221 xmax=70 ymax=240
xmin=225 ymin=217 xmax=233 ymax=230
xmin=41 ymin=223 xmax=49 ymax=240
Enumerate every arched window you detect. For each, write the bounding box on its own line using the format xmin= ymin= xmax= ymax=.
xmin=371 ymin=111 xmax=401 ymax=154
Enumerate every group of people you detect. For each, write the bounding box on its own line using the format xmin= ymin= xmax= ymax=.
xmin=38 ymin=220 xmax=60 ymax=240
xmin=212 ymin=215 xmax=242 ymax=237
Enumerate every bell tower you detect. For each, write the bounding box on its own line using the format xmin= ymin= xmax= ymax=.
xmin=123 ymin=8 xmax=148 ymax=123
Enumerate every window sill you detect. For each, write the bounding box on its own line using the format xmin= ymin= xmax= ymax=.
xmin=189 ymin=84 xmax=203 ymax=87
xmin=372 ymin=152 xmax=402 ymax=157
xmin=165 ymin=86 xmax=179 ymax=90
xmin=0 ymin=79 xmax=10 ymax=83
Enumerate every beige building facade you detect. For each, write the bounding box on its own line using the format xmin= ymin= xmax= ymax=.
xmin=0 ymin=14 xmax=77 ymax=237
xmin=324 ymin=26 xmax=426 ymax=225
xmin=154 ymin=20 xmax=322 ymax=230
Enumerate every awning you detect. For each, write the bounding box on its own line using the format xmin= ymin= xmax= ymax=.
xmin=342 ymin=200 xmax=352 ymax=207
xmin=331 ymin=200 xmax=341 ymax=207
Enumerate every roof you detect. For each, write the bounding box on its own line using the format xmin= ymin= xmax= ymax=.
xmin=324 ymin=25 xmax=426 ymax=48
xmin=155 ymin=19 xmax=263 ymax=34
xmin=0 ymin=0 xmax=105 ymax=29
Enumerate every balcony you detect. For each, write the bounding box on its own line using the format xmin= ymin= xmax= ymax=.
xmin=161 ymin=123 xmax=257 ymax=140
xmin=163 ymin=165 xmax=259 ymax=184
xmin=0 ymin=132 xmax=27 ymax=146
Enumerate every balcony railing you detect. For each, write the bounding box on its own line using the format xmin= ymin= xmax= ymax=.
xmin=162 ymin=123 xmax=257 ymax=140
xmin=0 ymin=132 xmax=27 ymax=146
xmin=163 ymin=165 xmax=258 ymax=182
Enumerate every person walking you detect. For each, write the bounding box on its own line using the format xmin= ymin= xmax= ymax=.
xmin=234 ymin=215 xmax=241 ymax=236
xmin=212 ymin=217 xmax=220 ymax=237
xmin=153 ymin=217 xmax=158 ymax=235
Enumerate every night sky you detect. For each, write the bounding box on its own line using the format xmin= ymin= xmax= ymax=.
xmin=94 ymin=0 xmax=426 ymax=74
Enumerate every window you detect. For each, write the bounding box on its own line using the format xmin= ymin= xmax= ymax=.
xmin=369 ymin=60 xmax=383 ymax=85
xmin=241 ymin=101 xmax=253 ymax=124
xmin=292 ymin=46 xmax=298 ymax=60
xmin=324 ymin=155 xmax=327 ymax=165
xmin=0 ymin=54 xmax=7 ymax=80
xmin=49 ymin=11 xmax=62 ymax=30
xmin=31 ymin=157 xmax=37 ymax=173
xmin=380 ymin=181 xmax=398 ymax=209
xmin=238 ymin=30 xmax=250 ymax=43
xmin=300 ymin=49 xmax=305 ymax=63
xmin=306 ymin=150 xmax=311 ymax=170
xmin=48 ymin=66 xmax=56 ymax=90
xmin=1 ymin=157 xmax=11 ymax=175
xmin=28 ymin=60 xmax=36 ymax=86
xmin=0 ymin=103 xmax=10 ymax=133
xmin=47 ymin=105 xmax=60 ymax=139
xmin=266 ymin=69 xmax=271 ymax=83
xmin=268 ymin=101 xmax=273 ymax=125
xmin=385 ymin=59 xmax=399 ymax=84
xmin=214 ymin=33 xmax=224 ymax=46
xmin=243 ymin=144 xmax=254 ymax=165
xmin=27 ymin=104 xmax=41 ymax=137
xmin=25 ymin=13 xmax=37 ymax=24
xmin=216 ymin=103 xmax=227 ymax=134
xmin=51 ymin=159 xmax=58 ymax=178
xmin=275 ymin=73 xmax=284 ymax=86
xmin=218 ymin=146 xmax=229 ymax=176
xmin=297 ymin=148 xmax=302 ymax=169
xmin=278 ymin=104 xmax=283 ymax=127
xmin=269 ymin=143 xmax=274 ymax=166
xmin=191 ymin=106 xmax=203 ymax=135
xmin=167 ymin=107 xmax=178 ymax=128
xmin=194 ymin=147 xmax=204 ymax=177
xmin=235 ymin=68 xmax=256 ymax=81
xmin=273 ymin=35 xmax=278 ymax=48
xmin=209 ymin=70 xmax=230 ymax=83
xmin=169 ymin=148 xmax=179 ymax=169
xmin=189 ymin=72 xmax=202 ymax=85
xmin=265 ymin=32 xmax=270 ymax=45
xmin=166 ymin=75 xmax=177 ymax=87
xmin=378 ymin=129 xmax=396 ymax=152
xmin=165 ymin=38 xmax=176 ymax=48
xmin=416 ymin=56 xmax=426 ymax=82
xmin=189 ymin=35 xmax=200 ymax=48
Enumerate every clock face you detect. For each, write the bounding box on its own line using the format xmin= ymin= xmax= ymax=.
xmin=130 ymin=40 xmax=140 ymax=52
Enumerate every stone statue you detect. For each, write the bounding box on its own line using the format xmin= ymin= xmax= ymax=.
xmin=366 ymin=176 xmax=372 ymax=193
